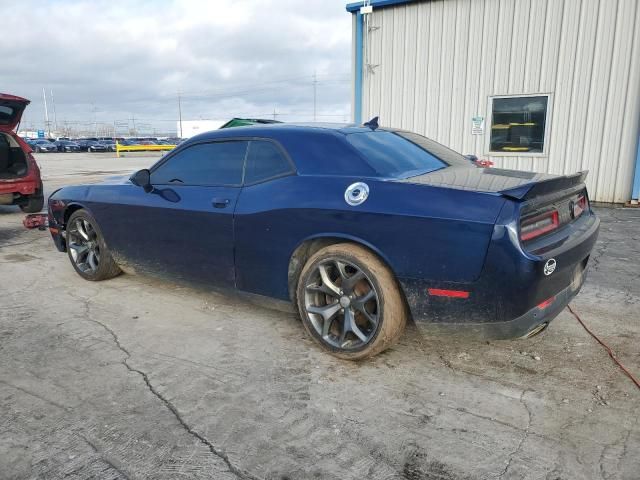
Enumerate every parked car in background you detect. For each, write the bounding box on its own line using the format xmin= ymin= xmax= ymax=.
xmin=98 ymin=139 xmax=116 ymax=152
xmin=45 ymin=121 xmax=599 ymax=359
xmin=55 ymin=140 xmax=81 ymax=152
xmin=76 ymin=139 xmax=108 ymax=152
xmin=30 ymin=139 xmax=58 ymax=153
xmin=0 ymin=93 xmax=44 ymax=212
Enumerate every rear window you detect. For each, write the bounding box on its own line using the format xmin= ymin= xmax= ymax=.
xmin=345 ymin=131 xmax=451 ymax=178
xmin=0 ymin=106 xmax=15 ymax=123
xmin=396 ymin=132 xmax=471 ymax=168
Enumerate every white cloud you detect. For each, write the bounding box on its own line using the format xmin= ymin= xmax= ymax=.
xmin=4 ymin=0 xmax=352 ymax=134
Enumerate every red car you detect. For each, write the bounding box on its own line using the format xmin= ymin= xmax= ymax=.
xmin=0 ymin=93 xmax=44 ymax=213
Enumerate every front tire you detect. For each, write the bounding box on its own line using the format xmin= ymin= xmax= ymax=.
xmin=296 ymin=243 xmax=406 ymax=360
xmin=66 ymin=209 xmax=121 ymax=281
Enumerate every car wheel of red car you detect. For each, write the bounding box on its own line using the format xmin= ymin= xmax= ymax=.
xmin=297 ymin=243 xmax=407 ymax=360
xmin=19 ymin=194 xmax=44 ymax=213
xmin=66 ymin=209 xmax=121 ymax=281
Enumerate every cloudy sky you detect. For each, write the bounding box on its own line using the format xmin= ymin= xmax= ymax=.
xmin=4 ymin=0 xmax=353 ymax=135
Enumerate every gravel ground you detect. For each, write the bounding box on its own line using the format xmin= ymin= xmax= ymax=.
xmin=0 ymin=152 xmax=638 ymax=479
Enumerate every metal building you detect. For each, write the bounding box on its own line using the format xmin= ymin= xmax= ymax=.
xmin=347 ymin=0 xmax=640 ymax=204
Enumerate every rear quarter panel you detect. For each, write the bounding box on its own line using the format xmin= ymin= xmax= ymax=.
xmin=235 ymin=175 xmax=506 ymax=300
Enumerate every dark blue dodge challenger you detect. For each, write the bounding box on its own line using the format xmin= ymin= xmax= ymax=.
xmin=47 ymin=122 xmax=599 ymax=359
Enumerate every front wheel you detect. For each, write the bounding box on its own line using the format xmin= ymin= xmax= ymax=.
xmin=66 ymin=209 xmax=121 ymax=281
xmin=296 ymin=243 xmax=407 ymax=360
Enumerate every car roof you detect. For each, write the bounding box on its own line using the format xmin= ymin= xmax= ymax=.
xmin=192 ymin=122 xmax=380 ymax=142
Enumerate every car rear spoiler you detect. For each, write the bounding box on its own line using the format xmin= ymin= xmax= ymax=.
xmin=498 ymin=171 xmax=588 ymax=201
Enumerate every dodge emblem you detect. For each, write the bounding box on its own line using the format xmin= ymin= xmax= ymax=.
xmin=543 ymin=258 xmax=557 ymax=276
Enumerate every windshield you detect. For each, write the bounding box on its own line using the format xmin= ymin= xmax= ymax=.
xmin=345 ymin=130 xmax=465 ymax=178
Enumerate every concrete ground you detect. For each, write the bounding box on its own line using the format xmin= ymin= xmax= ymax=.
xmin=1 ymin=152 xmax=638 ymax=480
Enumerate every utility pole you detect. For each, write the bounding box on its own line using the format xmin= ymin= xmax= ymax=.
xmin=50 ymin=89 xmax=58 ymax=133
xmin=178 ymin=92 xmax=183 ymax=138
xmin=42 ymin=88 xmax=50 ymax=136
xmin=312 ymin=71 xmax=318 ymax=122
xmin=273 ymin=107 xmax=277 ymax=120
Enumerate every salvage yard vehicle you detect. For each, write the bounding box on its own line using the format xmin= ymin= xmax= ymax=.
xmin=31 ymin=138 xmax=58 ymax=153
xmin=55 ymin=139 xmax=81 ymax=152
xmin=76 ymin=139 xmax=108 ymax=152
xmin=0 ymin=93 xmax=44 ymax=213
xmin=98 ymin=139 xmax=116 ymax=152
xmin=45 ymin=121 xmax=599 ymax=359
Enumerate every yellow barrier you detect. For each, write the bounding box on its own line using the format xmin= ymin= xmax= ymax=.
xmin=116 ymin=142 xmax=176 ymax=157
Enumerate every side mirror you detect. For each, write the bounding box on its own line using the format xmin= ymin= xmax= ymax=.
xmin=130 ymin=169 xmax=153 ymax=193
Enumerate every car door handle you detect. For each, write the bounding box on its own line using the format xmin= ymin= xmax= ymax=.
xmin=212 ymin=198 xmax=231 ymax=208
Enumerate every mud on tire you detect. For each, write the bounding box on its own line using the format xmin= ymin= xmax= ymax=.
xmin=66 ymin=209 xmax=121 ymax=281
xmin=296 ymin=243 xmax=407 ymax=360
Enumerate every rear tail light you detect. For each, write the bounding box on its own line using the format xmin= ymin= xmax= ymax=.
xmin=573 ymin=194 xmax=587 ymax=218
xmin=520 ymin=210 xmax=559 ymax=241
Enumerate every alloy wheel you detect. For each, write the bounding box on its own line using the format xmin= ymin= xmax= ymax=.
xmin=68 ymin=218 xmax=101 ymax=274
xmin=303 ymin=259 xmax=380 ymax=350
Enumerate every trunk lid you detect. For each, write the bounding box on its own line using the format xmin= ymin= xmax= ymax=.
xmin=0 ymin=93 xmax=30 ymax=131
xmin=401 ymin=166 xmax=591 ymax=245
xmin=401 ymin=165 xmax=584 ymax=201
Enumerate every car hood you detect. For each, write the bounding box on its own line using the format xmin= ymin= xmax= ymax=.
xmin=0 ymin=93 xmax=30 ymax=130
xmin=400 ymin=166 xmax=586 ymax=200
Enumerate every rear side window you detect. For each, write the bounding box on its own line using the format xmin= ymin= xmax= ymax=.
xmin=346 ymin=131 xmax=446 ymax=178
xmin=244 ymin=140 xmax=292 ymax=184
xmin=151 ymin=141 xmax=248 ymax=186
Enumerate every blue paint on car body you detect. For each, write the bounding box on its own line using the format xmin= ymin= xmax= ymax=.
xmin=47 ymin=123 xmax=599 ymax=338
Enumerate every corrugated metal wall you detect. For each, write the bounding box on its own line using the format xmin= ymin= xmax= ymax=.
xmin=358 ymin=0 xmax=640 ymax=203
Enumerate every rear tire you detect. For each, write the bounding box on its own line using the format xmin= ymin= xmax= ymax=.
xmin=66 ymin=209 xmax=121 ymax=281
xmin=19 ymin=194 xmax=44 ymax=213
xmin=296 ymin=243 xmax=407 ymax=360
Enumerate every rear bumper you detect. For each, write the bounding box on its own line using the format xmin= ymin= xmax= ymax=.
xmin=400 ymin=210 xmax=599 ymax=339
xmin=0 ymin=178 xmax=40 ymax=196
xmin=412 ymin=262 xmax=587 ymax=339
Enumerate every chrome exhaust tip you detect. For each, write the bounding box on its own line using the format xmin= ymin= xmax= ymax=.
xmin=525 ymin=322 xmax=549 ymax=338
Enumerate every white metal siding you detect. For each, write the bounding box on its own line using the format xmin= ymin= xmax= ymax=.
xmin=357 ymin=0 xmax=640 ymax=203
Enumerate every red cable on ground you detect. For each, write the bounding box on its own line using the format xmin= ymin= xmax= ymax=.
xmin=567 ymin=304 xmax=640 ymax=390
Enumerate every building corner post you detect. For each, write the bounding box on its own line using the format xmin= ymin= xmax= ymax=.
xmin=354 ymin=11 xmax=363 ymax=125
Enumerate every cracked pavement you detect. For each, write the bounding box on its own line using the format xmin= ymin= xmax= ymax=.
xmin=1 ymin=153 xmax=639 ymax=479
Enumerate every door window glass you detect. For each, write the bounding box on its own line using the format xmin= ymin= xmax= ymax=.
xmin=151 ymin=141 xmax=248 ymax=186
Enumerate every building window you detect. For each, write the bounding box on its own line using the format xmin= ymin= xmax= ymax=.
xmin=489 ymin=95 xmax=549 ymax=154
